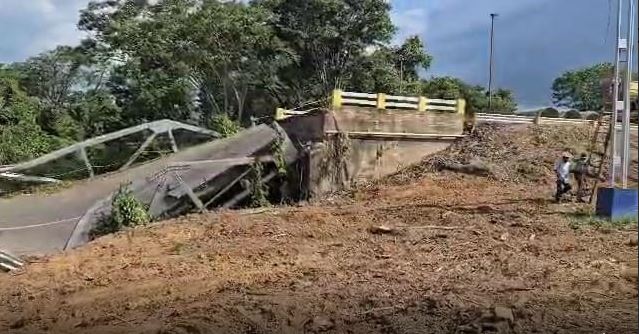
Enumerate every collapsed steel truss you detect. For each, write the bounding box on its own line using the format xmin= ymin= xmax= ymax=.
xmin=0 ymin=120 xmax=219 ymax=183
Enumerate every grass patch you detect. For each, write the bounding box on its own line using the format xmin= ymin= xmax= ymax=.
xmin=568 ymin=207 xmax=638 ymax=230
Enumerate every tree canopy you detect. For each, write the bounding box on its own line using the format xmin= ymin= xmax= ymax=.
xmin=0 ymin=0 xmax=518 ymax=165
xmin=551 ymin=63 xmax=613 ymax=111
xmin=421 ymin=76 xmax=516 ymax=114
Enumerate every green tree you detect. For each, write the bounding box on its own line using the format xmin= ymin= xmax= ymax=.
xmin=348 ymin=36 xmax=431 ymax=96
xmin=552 ymin=63 xmax=613 ymax=111
xmin=491 ymin=88 xmax=517 ymax=114
xmin=564 ymin=109 xmax=583 ymax=119
xmin=421 ymin=76 xmax=517 ymax=114
xmin=255 ymin=0 xmax=395 ymax=106
xmin=0 ymin=67 xmax=63 ymax=164
xmin=10 ymin=44 xmax=121 ymax=140
xmin=80 ymin=0 xmax=295 ymax=126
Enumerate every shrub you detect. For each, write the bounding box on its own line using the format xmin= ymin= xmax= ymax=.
xmin=564 ymin=109 xmax=583 ymax=119
xmin=209 ymin=114 xmax=241 ymax=138
xmin=91 ymin=185 xmax=151 ymax=237
xmin=540 ymin=107 xmax=560 ymax=118
xmin=248 ymin=162 xmax=270 ymax=208
xmin=586 ymin=113 xmax=600 ymax=121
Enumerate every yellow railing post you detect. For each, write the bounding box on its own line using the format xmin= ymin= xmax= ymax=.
xmin=456 ymin=98 xmax=466 ymax=114
xmin=418 ymin=96 xmax=428 ymax=112
xmin=275 ymin=108 xmax=285 ymax=120
xmin=332 ymin=89 xmax=343 ymax=109
xmin=377 ymin=93 xmax=386 ymax=110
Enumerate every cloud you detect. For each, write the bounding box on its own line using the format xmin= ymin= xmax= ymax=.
xmin=0 ymin=0 xmax=87 ymax=63
xmin=390 ymin=7 xmax=428 ymax=44
xmin=390 ymin=0 xmax=621 ymax=107
xmin=0 ymin=0 xmax=630 ymax=108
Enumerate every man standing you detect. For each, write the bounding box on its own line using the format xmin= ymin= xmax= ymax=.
xmin=572 ymin=153 xmax=589 ymax=202
xmin=554 ymin=152 xmax=573 ymax=202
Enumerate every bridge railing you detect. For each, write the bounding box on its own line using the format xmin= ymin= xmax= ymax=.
xmin=333 ymin=90 xmax=466 ymax=114
xmin=274 ymin=90 xmax=466 ymax=121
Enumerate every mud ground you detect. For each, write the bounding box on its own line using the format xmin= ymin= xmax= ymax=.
xmin=0 ymin=124 xmax=637 ymax=333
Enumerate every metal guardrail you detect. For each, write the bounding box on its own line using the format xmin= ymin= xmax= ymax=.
xmin=476 ymin=113 xmax=639 ymax=130
xmin=0 ymin=250 xmax=24 ymax=272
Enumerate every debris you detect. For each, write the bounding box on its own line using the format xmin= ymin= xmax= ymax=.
xmin=590 ymin=260 xmax=613 ymax=268
xmin=441 ymin=160 xmax=492 ymax=176
xmin=499 ymin=232 xmax=509 ymax=241
xmin=620 ymin=267 xmax=638 ymax=281
xmin=307 ymin=316 xmax=334 ymax=332
xmin=441 ymin=210 xmax=459 ymax=220
xmin=457 ymin=324 xmax=480 ymax=333
xmin=368 ymin=225 xmax=399 ymax=235
xmin=528 ymin=233 xmax=536 ymax=241
xmin=404 ymin=225 xmax=464 ymax=230
xmin=493 ymin=306 xmax=514 ymax=323
xmin=0 ymin=250 xmax=24 ymax=273
xmin=476 ymin=205 xmax=497 ymax=213
xmin=9 ymin=317 xmax=25 ymax=329
xmin=358 ymin=305 xmax=403 ymax=315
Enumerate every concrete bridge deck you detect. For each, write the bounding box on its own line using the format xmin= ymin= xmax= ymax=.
xmin=0 ymin=124 xmax=293 ymax=256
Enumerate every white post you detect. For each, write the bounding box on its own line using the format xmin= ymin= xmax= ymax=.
xmin=168 ymin=129 xmax=179 ymax=153
xmin=78 ymin=147 xmax=94 ymax=178
xmin=621 ymin=0 xmax=635 ymax=188
xmin=609 ymin=0 xmax=623 ymax=187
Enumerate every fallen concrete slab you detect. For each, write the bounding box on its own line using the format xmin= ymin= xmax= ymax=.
xmin=0 ymin=123 xmax=297 ymax=255
xmin=65 ymin=123 xmax=298 ymax=250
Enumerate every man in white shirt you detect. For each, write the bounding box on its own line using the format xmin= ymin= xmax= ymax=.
xmin=554 ymin=152 xmax=573 ymax=202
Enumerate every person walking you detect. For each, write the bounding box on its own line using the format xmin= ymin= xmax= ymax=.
xmin=554 ymin=152 xmax=573 ymax=202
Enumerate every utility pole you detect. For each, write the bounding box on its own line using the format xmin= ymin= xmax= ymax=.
xmin=399 ymin=55 xmax=404 ymax=95
xmin=621 ymin=0 xmax=635 ymax=188
xmin=488 ymin=13 xmax=498 ymax=112
xmin=609 ymin=0 xmax=623 ymax=187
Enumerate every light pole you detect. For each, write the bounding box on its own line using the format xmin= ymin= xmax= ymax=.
xmin=621 ymin=0 xmax=635 ymax=188
xmin=488 ymin=13 xmax=498 ymax=112
xmin=609 ymin=0 xmax=623 ymax=187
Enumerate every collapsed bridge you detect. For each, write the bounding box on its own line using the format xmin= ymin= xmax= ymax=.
xmin=1 ymin=90 xmax=468 ymax=258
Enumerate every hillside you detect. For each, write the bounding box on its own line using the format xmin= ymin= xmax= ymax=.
xmin=1 ymin=124 xmax=637 ymax=334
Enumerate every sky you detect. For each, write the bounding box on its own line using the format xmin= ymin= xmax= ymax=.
xmin=0 ymin=0 xmax=632 ymax=109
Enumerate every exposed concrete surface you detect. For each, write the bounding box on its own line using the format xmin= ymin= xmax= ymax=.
xmin=65 ymin=124 xmax=298 ymax=251
xmin=307 ymin=107 xmax=462 ymax=196
xmin=328 ymin=106 xmax=463 ymax=135
xmin=0 ymin=143 xmax=216 ymax=255
xmin=0 ymin=125 xmax=289 ymax=256
xmin=347 ymin=139 xmax=451 ymax=181
xmin=309 ymin=139 xmax=452 ymax=196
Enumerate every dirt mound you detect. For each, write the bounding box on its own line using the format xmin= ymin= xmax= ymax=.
xmin=0 ymin=174 xmax=637 ymax=334
xmin=385 ymin=123 xmax=592 ymax=185
xmin=1 ymin=123 xmax=636 ymax=334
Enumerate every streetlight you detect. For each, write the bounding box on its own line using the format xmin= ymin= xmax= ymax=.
xmin=488 ymin=13 xmax=498 ymax=112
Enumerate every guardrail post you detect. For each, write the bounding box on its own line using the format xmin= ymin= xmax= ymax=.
xmin=377 ymin=93 xmax=386 ymax=110
xmin=456 ymin=98 xmax=466 ymax=114
xmin=78 ymin=147 xmax=94 ymax=178
xmin=332 ymin=89 xmax=343 ymax=109
xmin=534 ymin=111 xmax=542 ymax=125
xmin=418 ymin=96 xmax=428 ymax=112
